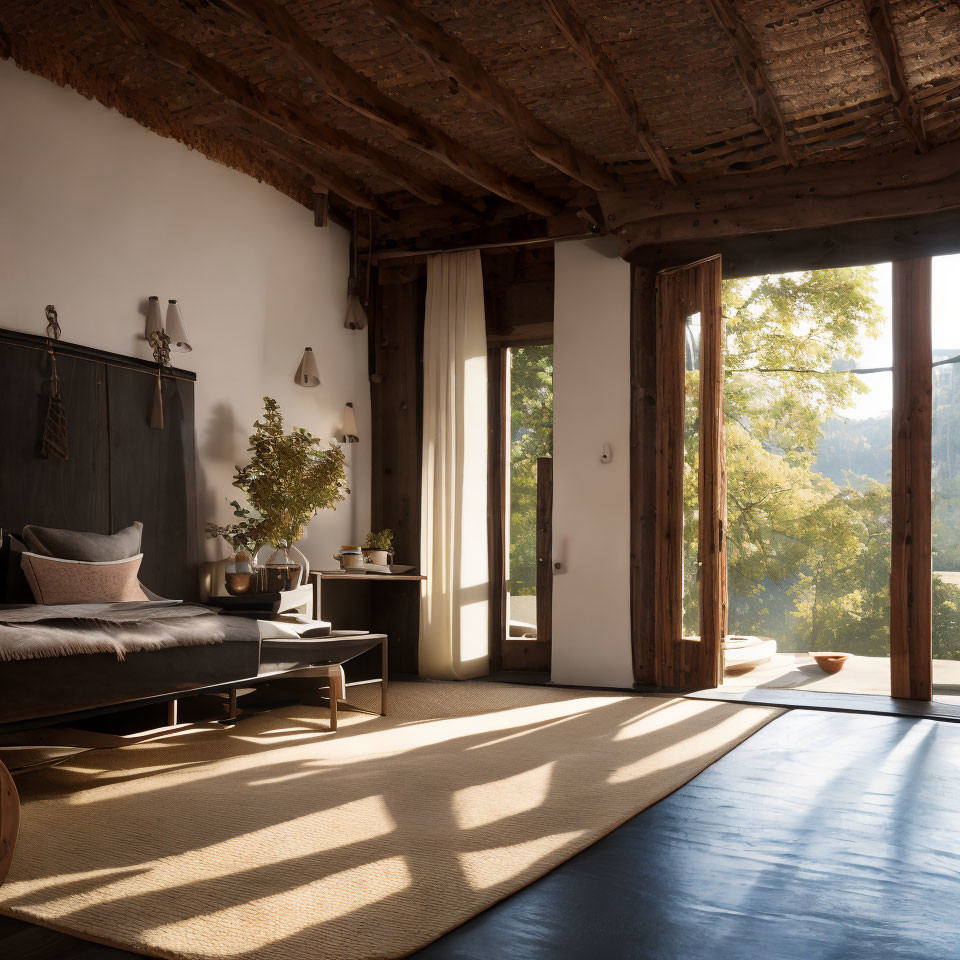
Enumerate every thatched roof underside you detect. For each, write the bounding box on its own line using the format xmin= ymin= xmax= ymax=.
xmin=2 ymin=0 xmax=959 ymax=248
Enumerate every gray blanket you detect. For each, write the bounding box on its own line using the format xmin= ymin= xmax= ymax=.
xmin=0 ymin=602 xmax=231 ymax=663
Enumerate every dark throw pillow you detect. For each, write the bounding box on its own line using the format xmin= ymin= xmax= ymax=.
xmin=21 ymin=522 xmax=143 ymax=562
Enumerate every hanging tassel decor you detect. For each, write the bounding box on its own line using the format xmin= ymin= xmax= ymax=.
xmin=41 ymin=305 xmax=68 ymax=460
xmin=148 ymin=328 xmax=171 ymax=430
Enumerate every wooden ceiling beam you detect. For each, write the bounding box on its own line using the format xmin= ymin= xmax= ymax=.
xmin=599 ymin=139 xmax=960 ymax=251
xmin=215 ymin=0 xmax=560 ymax=216
xmin=369 ymin=0 xmax=620 ymax=192
xmin=862 ymin=0 xmax=928 ymax=152
xmin=539 ymin=0 xmax=679 ymax=185
xmin=97 ymin=0 xmax=443 ymax=211
xmin=704 ymin=0 xmax=795 ymax=167
xmin=223 ymin=124 xmax=393 ymax=218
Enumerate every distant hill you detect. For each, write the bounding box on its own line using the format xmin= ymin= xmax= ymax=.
xmin=815 ymin=414 xmax=892 ymax=487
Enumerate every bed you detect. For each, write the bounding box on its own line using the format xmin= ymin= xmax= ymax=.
xmin=0 ymin=327 xmax=267 ymax=729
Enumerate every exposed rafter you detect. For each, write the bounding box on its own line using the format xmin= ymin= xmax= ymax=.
xmin=368 ymin=0 xmax=620 ymax=192
xmin=703 ymin=0 xmax=795 ymax=167
xmin=97 ymin=0 xmax=442 ymax=212
xmin=599 ymin=139 xmax=960 ymax=250
xmin=225 ymin=124 xmax=393 ymax=218
xmin=215 ymin=0 xmax=560 ymax=216
xmin=539 ymin=0 xmax=679 ymax=185
xmin=862 ymin=0 xmax=928 ymax=152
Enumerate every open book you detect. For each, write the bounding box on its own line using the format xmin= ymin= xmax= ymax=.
xmin=257 ymin=614 xmax=333 ymax=641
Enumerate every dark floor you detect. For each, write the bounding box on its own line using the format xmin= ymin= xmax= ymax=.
xmin=4 ymin=708 xmax=960 ymax=959
xmin=689 ymin=685 xmax=960 ymax=721
xmin=413 ymin=709 xmax=960 ymax=960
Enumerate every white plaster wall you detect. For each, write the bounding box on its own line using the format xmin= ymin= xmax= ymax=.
xmin=551 ymin=237 xmax=634 ymax=689
xmin=0 ymin=61 xmax=370 ymax=575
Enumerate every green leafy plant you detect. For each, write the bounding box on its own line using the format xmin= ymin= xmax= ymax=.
xmin=233 ymin=397 xmax=348 ymax=550
xmin=205 ymin=500 xmax=264 ymax=558
xmin=363 ymin=528 xmax=394 ymax=554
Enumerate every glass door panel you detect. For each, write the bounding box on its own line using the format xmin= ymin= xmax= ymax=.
xmin=722 ymin=265 xmax=892 ymax=695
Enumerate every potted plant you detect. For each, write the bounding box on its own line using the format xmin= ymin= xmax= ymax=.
xmin=205 ymin=501 xmax=264 ymax=595
xmin=234 ymin=397 xmax=348 ymax=591
xmin=362 ymin=528 xmax=394 ymax=566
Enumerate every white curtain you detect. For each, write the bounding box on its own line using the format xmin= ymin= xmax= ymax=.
xmin=419 ymin=251 xmax=489 ymax=680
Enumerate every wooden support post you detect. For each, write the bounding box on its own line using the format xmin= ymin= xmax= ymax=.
xmin=631 ymin=265 xmax=658 ymax=684
xmin=0 ymin=759 xmax=20 ymax=886
xmin=891 ymin=257 xmax=933 ymax=700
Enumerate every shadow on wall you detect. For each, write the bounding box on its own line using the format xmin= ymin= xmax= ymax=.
xmin=202 ymin=403 xmax=240 ymax=463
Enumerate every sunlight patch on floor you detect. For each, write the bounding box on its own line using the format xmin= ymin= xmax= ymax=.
xmin=143 ymin=855 xmax=412 ymax=955
xmin=454 ymin=762 xmax=555 ymax=830
xmin=458 ymin=832 xmax=584 ymax=891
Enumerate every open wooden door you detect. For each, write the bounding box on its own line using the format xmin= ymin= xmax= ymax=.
xmin=652 ymin=256 xmax=726 ymax=690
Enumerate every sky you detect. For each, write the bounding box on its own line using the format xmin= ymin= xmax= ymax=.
xmin=834 ymin=253 xmax=960 ymax=420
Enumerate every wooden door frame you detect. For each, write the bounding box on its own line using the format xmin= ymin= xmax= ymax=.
xmin=650 ymin=255 xmax=726 ymax=691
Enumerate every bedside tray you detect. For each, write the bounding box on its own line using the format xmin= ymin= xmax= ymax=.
xmin=258 ymin=630 xmax=381 ymax=672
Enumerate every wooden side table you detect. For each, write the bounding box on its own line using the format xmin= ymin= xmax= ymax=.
xmin=309 ymin=572 xmax=426 ymax=677
xmin=256 ymin=632 xmax=389 ymax=730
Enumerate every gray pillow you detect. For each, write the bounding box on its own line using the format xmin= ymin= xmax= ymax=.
xmin=21 ymin=522 xmax=143 ymax=562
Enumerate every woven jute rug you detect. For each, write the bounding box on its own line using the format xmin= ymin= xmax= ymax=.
xmin=0 ymin=681 xmax=782 ymax=960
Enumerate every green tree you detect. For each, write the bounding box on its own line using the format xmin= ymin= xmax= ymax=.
xmin=682 ymin=266 xmax=960 ymax=658
xmin=509 ymin=346 xmax=553 ymax=596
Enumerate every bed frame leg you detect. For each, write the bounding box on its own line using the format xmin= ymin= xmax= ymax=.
xmin=0 ymin=759 xmax=20 ymax=886
xmin=167 ymin=699 xmax=178 ymax=726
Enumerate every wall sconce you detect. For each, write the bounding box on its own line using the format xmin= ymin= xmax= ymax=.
xmin=165 ymin=300 xmax=191 ymax=352
xmin=144 ymin=296 xmax=191 ymax=429
xmin=294 ymin=347 xmax=321 ymax=387
xmin=145 ymin=297 xmax=191 ymax=352
xmin=341 ymin=402 xmax=359 ymax=443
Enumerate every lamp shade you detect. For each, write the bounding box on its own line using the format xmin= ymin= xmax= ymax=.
xmin=145 ymin=296 xmax=163 ymax=338
xmin=341 ymin=402 xmax=359 ymax=443
xmin=165 ymin=300 xmax=192 ymax=352
xmin=295 ymin=347 xmax=321 ymax=387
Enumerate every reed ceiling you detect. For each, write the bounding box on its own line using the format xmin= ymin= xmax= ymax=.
xmin=2 ymin=0 xmax=959 ymax=249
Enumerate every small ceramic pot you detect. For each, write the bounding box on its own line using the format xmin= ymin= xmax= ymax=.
xmin=362 ymin=548 xmax=389 ymax=566
xmin=335 ymin=545 xmax=365 ymax=570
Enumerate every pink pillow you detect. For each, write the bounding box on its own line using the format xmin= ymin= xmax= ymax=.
xmin=20 ymin=552 xmax=148 ymax=605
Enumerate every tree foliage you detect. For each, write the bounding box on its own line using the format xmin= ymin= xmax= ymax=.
xmin=506 ymin=271 xmax=960 ymax=665
xmin=509 ymin=346 xmax=553 ymax=596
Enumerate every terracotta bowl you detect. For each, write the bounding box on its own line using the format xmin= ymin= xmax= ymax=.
xmin=809 ymin=652 xmax=851 ymax=674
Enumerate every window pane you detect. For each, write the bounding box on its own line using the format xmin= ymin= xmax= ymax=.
xmin=723 ymin=266 xmax=892 ymax=695
xmin=506 ymin=345 xmax=553 ymax=638
xmin=683 ymin=311 xmax=701 ymax=638
xmin=931 ymin=254 xmax=960 ymax=692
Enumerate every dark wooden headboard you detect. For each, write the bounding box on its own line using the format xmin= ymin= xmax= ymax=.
xmin=0 ymin=328 xmax=199 ymax=600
